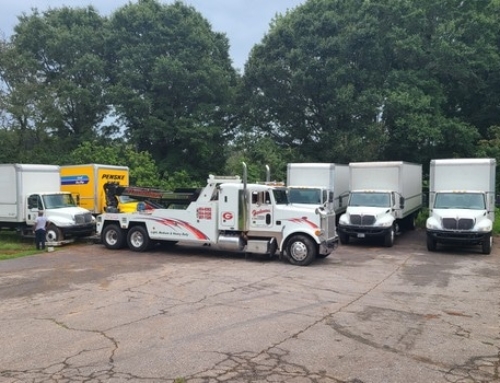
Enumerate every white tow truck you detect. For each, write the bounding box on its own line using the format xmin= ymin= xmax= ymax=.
xmin=96 ymin=171 xmax=338 ymax=266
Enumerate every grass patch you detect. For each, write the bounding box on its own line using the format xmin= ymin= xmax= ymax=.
xmin=0 ymin=231 xmax=41 ymax=260
xmin=493 ymin=208 xmax=500 ymax=235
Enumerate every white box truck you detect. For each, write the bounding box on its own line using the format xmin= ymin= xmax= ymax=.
xmin=338 ymin=161 xmax=423 ymax=247
xmin=426 ymin=158 xmax=496 ymax=254
xmin=286 ymin=163 xmax=349 ymax=216
xmin=0 ymin=164 xmax=95 ymax=243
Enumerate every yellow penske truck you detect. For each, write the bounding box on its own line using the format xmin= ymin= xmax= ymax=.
xmin=61 ymin=164 xmax=132 ymax=214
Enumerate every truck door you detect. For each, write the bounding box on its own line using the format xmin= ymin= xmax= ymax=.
xmin=249 ymin=190 xmax=273 ymax=229
xmin=26 ymin=194 xmax=42 ymax=225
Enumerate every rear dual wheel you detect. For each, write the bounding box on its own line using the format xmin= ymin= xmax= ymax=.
xmin=127 ymin=226 xmax=151 ymax=252
xmin=102 ymin=224 xmax=125 ymax=249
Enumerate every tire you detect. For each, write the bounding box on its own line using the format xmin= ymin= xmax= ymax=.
xmin=102 ymin=224 xmax=125 ymax=249
xmin=406 ymin=213 xmax=416 ymax=230
xmin=46 ymin=224 xmax=63 ymax=243
xmin=286 ymin=235 xmax=317 ymax=266
xmin=383 ymin=227 xmax=395 ymax=247
xmin=127 ymin=226 xmax=151 ymax=252
xmin=482 ymin=234 xmax=492 ymax=255
xmin=426 ymin=234 xmax=437 ymax=252
xmin=339 ymin=231 xmax=350 ymax=245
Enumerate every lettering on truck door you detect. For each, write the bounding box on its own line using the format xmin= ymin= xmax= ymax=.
xmin=250 ymin=190 xmax=273 ymax=229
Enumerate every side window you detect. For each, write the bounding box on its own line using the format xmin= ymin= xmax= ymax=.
xmin=252 ymin=191 xmax=259 ymax=204
xmin=27 ymin=195 xmax=41 ymax=210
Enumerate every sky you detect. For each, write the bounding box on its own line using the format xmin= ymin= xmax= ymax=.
xmin=0 ymin=0 xmax=306 ymax=71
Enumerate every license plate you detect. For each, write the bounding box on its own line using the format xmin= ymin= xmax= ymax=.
xmin=357 ymin=233 xmax=365 ymax=238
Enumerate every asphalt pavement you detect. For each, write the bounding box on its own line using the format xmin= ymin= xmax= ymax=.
xmin=1 ymin=229 xmax=499 ymax=383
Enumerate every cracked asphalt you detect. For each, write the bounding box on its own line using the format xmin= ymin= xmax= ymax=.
xmin=1 ymin=229 xmax=499 ymax=383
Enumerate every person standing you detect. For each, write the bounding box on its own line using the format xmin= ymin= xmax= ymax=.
xmin=33 ymin=210 xmax=48 ymax=250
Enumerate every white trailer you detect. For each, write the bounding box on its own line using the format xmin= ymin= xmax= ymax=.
xmin=96 ymin=173 xmax=339 ymax=266
xmin=286 ymin=163 xmax=349 ymax=216
xmin=426 ymin=158 xmax=496 ymax=254
xmin=0 ymin=164 xmax=94 ymax=243
xmin=338 ymin=161 xmax=422 ymax=247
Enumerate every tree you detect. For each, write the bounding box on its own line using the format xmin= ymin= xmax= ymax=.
xmin=242 ymin=0 xmax=500 ymax=165
xmin=66 ymin=141 xmax=161 ymax=187
xmin=107 ymin=0 xmax=239 ymax=181
xmin=0 ymin=6 xmax=110 ymax=159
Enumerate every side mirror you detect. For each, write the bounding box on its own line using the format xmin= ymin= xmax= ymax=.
xmin=399 ymin=196 xmax=405 ymax=209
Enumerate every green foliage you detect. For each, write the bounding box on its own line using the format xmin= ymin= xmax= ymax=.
xmin=242 ymin=0 xmax=500 ymax=166
xmin=476 ymin=126 xmax=500 ymax=192
xmin=494 ymin=208 xmax=500 ymax=235
xmin=106 ymin=0 xmax=239 ymax=180
xmin=1 ymin=0 xmax=500 ymax=182
xmin=0 ymin=6 xmax=109 ymax=157
xmin=224 ymin=135 xmax=298 ymax=182
xmin=65 ymin=141 xmax=162 ymax=187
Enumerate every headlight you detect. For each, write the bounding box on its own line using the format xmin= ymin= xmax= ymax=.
xmin=477 ymin=219 xmax=492 ymax=232
xmin=426 ymin=217 xmax=440 ymax=230
xmin=377 ymin=220 xmax=393 ymax=228
xmin=339 ymin=214 xmax=349 ymax=225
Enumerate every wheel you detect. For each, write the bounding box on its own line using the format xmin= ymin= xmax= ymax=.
xmin=286 ymin=235 xmax=317 ymax=266
xmin=383 ymin=227 xmax=395 ymax=247
xmin=482 ymin=234 xmax=492 ymax=255
xmin=102 ymin=224 xmax=125 ymax=249
xmin=127 ymin=226 xmax=150 ymax=252
xmin=339 ymin=231 xmax=350 ymax=245
xmin=426 ymin=234 xmax=437 ymax=251
xmin=46 ymin=224 xmax=63 ymax=243
xmin=406 ymin=213 xmax=416 ymax=230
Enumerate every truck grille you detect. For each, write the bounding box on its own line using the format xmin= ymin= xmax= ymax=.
xmin=350 ymin=215 xmax=375 ymax=226
xmin=75 ymin=212 xmax=93 ymax=224
xmin=322 ymin=214 xmax=337 ymax=239
xmin=442 ymin=218 xmax=474 ymax=230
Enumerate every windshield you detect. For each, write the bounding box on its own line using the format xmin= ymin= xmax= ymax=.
xmin=434 ymin=193 xmax=485 ymax=209
xmin=273 ymin=189 xmax=289 ymax=205
xmin=118 ymin=195 xmax=138 ymax=203
xmin=349 ymin=192 xmax=391 ymax=208
xmin=288 ymin=188 xmax=322 ymax=204
xmin=43 ymin=194 xmax=77 ymax=209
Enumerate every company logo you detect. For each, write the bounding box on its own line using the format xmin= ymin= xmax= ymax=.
xmin=222 ymin=212 xmax=233 ymax=220
xmin=61 ymin=175 xmax=89 ymax=185
xmin=252 ymin=208 xmax=271 ymax=217
xmin=101 ymin=174 xmax=125 ymax=180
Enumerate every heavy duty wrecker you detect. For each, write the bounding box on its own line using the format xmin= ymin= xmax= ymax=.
xmin=96 ymin=170 xmax=338 ymax=266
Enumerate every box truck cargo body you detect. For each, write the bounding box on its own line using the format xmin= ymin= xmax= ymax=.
xmin=426 ymin=158 xmax=496 ymax=254
xmin=0 ymin=164 xmax=94 ymax=242
xmin=287 ymin=163 xmax=349 ymax=216
xmin=61 ymin=164 xmax=131 ymax=214
xmin=338 ymin=161 xmax=423 ymax=247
